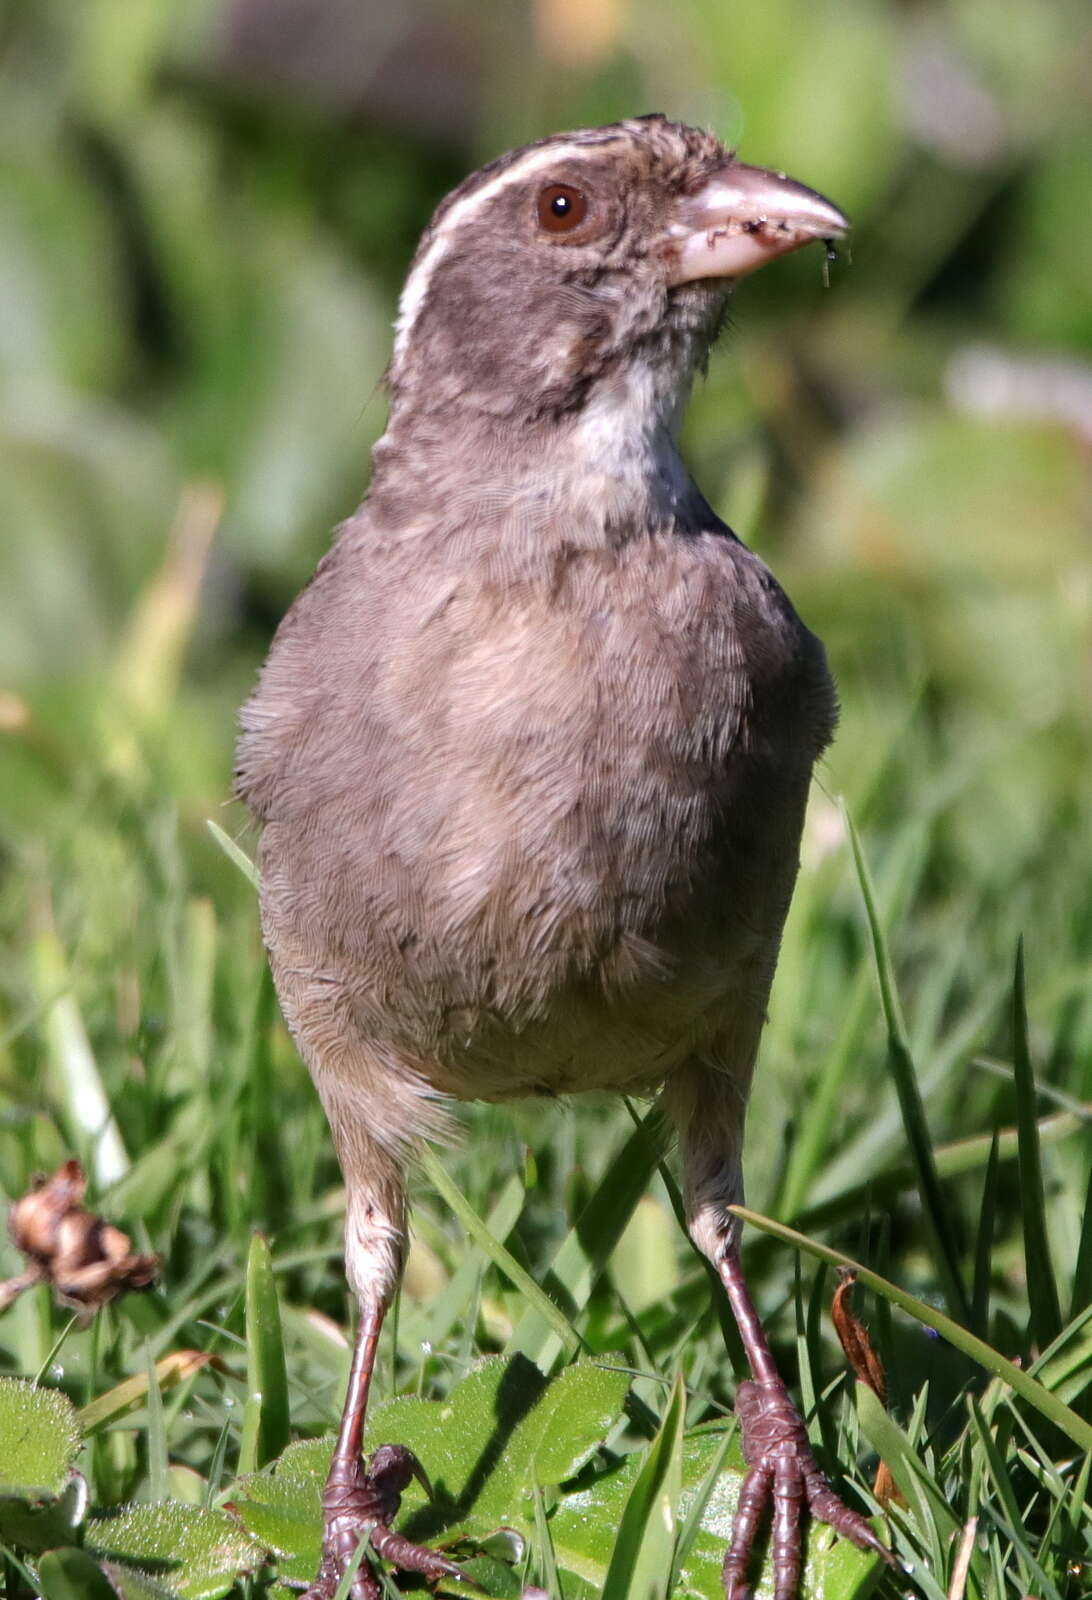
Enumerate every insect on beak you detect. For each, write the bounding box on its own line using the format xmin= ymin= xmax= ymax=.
xmin=665 ymin=161 xmax=850 ymax=284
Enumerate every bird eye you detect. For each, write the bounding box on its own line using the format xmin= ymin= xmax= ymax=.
xmin=537 ymin=184 xmax=589 ymax=234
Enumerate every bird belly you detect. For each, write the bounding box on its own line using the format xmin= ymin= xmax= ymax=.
xmin=437 ymin=907 xmax=774 ymax=1103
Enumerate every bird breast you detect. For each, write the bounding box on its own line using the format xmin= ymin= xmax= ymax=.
xmin=238 ymin=512 xmax=835 ymax=1097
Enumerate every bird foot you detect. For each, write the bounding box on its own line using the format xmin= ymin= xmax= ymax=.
xmin=300 ymin=1443 xmax=462 ymax=1600
xmin=721 ymin=1379 xmax=890 ymax=1600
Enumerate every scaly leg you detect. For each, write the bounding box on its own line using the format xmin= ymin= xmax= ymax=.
xmin=716 ymin=1246 xmax=890 ymax=1600
xmin=667 ymin=1055 xmax=891 ymax=1600
xmin=274 ymin=1007 xmax=462 ymax=1600
xmin=301 ymin=1305 xmax=461 ymax=1600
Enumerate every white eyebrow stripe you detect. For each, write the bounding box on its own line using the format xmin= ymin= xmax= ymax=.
xmin=390 ymin=140 xmax=610 ymax=376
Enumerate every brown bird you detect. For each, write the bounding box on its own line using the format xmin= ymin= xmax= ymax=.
xmin=236 ymin=114 xmax=888 ymax=1600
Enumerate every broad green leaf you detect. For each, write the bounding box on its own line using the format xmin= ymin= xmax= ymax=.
xmin=0 ymin=1482 xmax=87 ymax=1558
xmin=232 ymin=1355 xmax=631 ymax=1584
xmin=0 ymin=1383 xmax=87 ymax=1550
xmin=166 ymin=1466 xmax=207 ymax=1507
xmin=553 ymin=1422 xmax=883 ymax=1600
xmin=670 ymin=1423 xmax=735 ymax=1585
xmin=451 ymin=1553 xmax=523 ymax=1597
xmin=86 ymin=1504 xmax=264 ymax=1600
xmin=233 ymin=1361 xmax=880 ymax=1600
xmin=0 ymin=1378 xmax=81 ymax=1495
xmin=225 ymin=1447 xmax=325 ymax=1587
xmin=95 ymin=1565 xmax=180 ymax=1600
xmin=374 ymin=1354 xmax=632 ymax=1532
xmin=37 ymin=1547 xmax=122 ymax=1600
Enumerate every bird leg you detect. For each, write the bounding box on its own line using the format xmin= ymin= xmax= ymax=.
xmin=301 ymin=1304 xmax=461 ymax=1600
xmin=716 ymin=1246 xmax=890 ymax=1600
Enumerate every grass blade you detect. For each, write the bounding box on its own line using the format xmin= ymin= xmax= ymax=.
xmin=968 ymin=1397 xmax=1058 ymax=1599
xmin=530 ymin=1471 xmax=564 ymax=1600
xmin=855 ymin=1381 xmax=958 ymax=1543
xmin=669 ymin=1420 xmax=735 ymax=1590
xmin=411 ymin=1170 xmax=524 ymax=1354
xmin=1010 ymin=940 xmax=1062 ymax=1350
xmin=422 ymin=1149 xmax=582 ymax=1364
xmin=1070 ymin=1156 xmax=1092 ymax=1322
xmin=506 ymin=1110 xmax=668 ymax=1373
xmin=29 ymin=901 xmax=129 ymax=1186
xmin=622 ymin=1096 xmax=742 ymax=1370
xmin=965 ymin=1396 xmax=1024 ymax=1545
xmin=204 ymin=1417 xmax=232 ymax=1508
xmin=237 ymin=1391 xmax=263 ymax=1480
xmin=793 ymin=1100 xmax=1088 ymax=1239
xmin=970 ymin=1128 xmax=1000 ymax=1341
xmin=78 ymin=1350 xmax=215 ymax=1435
xmin=779 ymin=821 xmax=926 ymax=1219
xmin=601 ymin=1370 xmax=686 ymax=1600
xmin=778 ymin=964 xmax=873 ymax=1221
xmin=844 ymin=806 xmax=970 ymax=1324
xmin=1062 ymin=1453 xmax=1092 ymax=1576
xmin=112 ymin=485 xmax=221 ymax=712
xmin=206 ymin=819 xmax=260 ymax=890
xmin=333 ymin=1539 xmax=370 ymax=1599
xmin=732 ymin=1204 xmax=1092 ymax=1453
xmin=1026 ymin=1299 xmax=1092 ymax=1397
xmin=242 ymin=1231 xmax=291 ymax=1471
xmin=144 ymin=1340 xmax=168 ymax=1502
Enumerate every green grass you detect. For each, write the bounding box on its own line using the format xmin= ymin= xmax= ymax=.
xmin=1 ymin=0 xmax=1090 ymax=1595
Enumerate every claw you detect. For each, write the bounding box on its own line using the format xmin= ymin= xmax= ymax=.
xmin=721 ymin=1379 xmax=891 ymax=1598
xmin=366 ymin=1442 xmax=436 ymax=1512
xmin=303 ymin=1443 xmax=463 ymax=1598
xmin=369 ymin=1523 xmax=462 ymax=1578
xmin=722 ymin=1460 xmax=771 ymax=1599
xmin=770 ymin=1455 xmax=804 ymax=1600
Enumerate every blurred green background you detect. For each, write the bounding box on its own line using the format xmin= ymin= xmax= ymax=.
xmin=3 ymin=0 xmax=1090 ymax=853
xmin=0 ymin=0 xmax=1090 ymax=1564
xmin=4 ymin=0 xmax=1090 ymax=1147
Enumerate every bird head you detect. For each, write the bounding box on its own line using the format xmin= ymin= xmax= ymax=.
xmin=376 ymin=116 xmax=847 ymax=522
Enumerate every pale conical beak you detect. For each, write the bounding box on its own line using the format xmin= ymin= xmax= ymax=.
xmin=665 ymin=161 xmax=850 ymax=285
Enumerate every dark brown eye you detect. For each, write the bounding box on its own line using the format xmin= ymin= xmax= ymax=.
xmin=537 ymin=184 xmax=588 ymax=234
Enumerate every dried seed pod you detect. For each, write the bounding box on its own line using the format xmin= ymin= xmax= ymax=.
xmin=3 ymin=1160 xmax=158 ymax=1322
xmin=8 ymin=1159 xmax=86 ymax=1260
